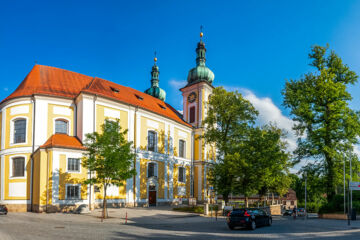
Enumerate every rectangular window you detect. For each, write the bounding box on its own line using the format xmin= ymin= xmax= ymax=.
xmin=148 ymin=131 xmax=156 ymax=152
xmin=148 ymin=162 xmax=156 ymax=177
xmin=67 ymin=158 xmax=80 ymax=172
xmin=12 ymin=157 xmax=25 ymax=177
xmin=189 ymin=106 xmax=195 ymax=123
xmin=14 ymin=119 xmax=26 ymax=143
xmin=66 ymin=185 xmax=80 ymax=199
xmin=55 ymin=120 xmax=68 ymax=134
xmin=179 ymin=140 xmax=186 ymax=158
xmin=178 ymin=167 xmax=186 ymax=183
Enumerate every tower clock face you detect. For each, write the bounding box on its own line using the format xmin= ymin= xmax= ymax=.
xmin=187 ymin=92 xmax=197 ymax=103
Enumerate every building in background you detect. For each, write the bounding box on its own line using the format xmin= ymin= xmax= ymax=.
xmin=0 ymin=33 xmax=216 ymax=212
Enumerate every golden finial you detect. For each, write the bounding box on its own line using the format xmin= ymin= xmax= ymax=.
xmin=154 ymin=51 xmax=157 ymax=63
xmin=200 ymin=25 xmax=204 ymax=39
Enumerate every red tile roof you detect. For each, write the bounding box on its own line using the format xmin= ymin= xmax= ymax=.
xmin=40 ymin=134 xmax=86 ymax=150
xmin=2 ymin=65 xmax=191 ymax=127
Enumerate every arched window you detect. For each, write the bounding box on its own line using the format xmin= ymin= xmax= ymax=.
xmin=55 ymin=119 xmax=68 ymax=134
xmin=14 ymin=119 xmax=26 ymax=144
xmin=189 ymin=106 xmax=195 ymax=123
xmin=178 ymin=167 xmax=186 ymax=183
xmin=179 ymin=140 xmax=186 ymax=158
xmin=12 ymin=157 xmax=25 ymax=177
xmin=148 ymin=162 xmax=157 ymax=178
xmin=147 ymin=130 xmax=157 ymax=152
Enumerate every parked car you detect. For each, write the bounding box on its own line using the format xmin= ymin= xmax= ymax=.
xmin=0 ymin=204 xmax=8 ymax=215
xmin=283 ymin=209 xmax=293 ymax=216
xmin=226 ymin=208 xmax=272 ymax=230
xmin=297 ymin=208 xmax=306 ymax=216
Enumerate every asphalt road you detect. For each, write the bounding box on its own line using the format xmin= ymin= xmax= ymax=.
xmin=0 ymin=208 xmax=360 ymax=239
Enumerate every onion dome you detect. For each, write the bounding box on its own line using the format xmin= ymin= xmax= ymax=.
xmin=144 ymin=56 xmax=166 ymax=101
xmin=187 ymin=31 xmax=215 ymax=86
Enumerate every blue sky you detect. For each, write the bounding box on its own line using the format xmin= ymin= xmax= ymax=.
xmin=1 ymin=1 xmax=360 ymax=157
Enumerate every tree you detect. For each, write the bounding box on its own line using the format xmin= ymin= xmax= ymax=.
xmin=203 ymin=87 xmax=258 ymax=204
xmin=282 ymin=45 xmax=360 ymax=201
xmin=82 ymin=120 xmax=137 ymax=218
xmin=233 ymin=124 xmax=291 ymax=207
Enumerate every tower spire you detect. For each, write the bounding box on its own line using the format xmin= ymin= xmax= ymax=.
xmin=144 ymin=52 xmax=166 ymax=101
xmin=196 ymin=26 xmax=206 ymax=66
xmin=151 ymin=51 xmax=159 ymax=87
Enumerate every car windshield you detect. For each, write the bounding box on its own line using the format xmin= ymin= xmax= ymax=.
xmin=233 ymin=209 xmax=254 ymax=215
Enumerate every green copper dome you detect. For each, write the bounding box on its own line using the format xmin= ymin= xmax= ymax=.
xmin=145 ymin=59 xmax=166 ymax=101
xmin=187 ymin=39 xmax=214 ymax=86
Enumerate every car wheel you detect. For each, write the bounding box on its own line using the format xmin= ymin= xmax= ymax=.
xmin=228 ymin=224 xmax=234 ymax=230
xmin=250 ymin=221 xmax=256 ymax=230
xmin=268 ymin=218 xmax=272 ymax=226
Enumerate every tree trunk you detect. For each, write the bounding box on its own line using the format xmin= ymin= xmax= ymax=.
xmin=103 ymin=185 xmax=108 ymax=219
xmin=223 ymin=194 xmax=229 ymax=205
xmin=272 ymin=193 xmax=275 ymax=205
xmin=245 ymin=196 xmax=249 ymax=208
xmin=325 ymin=153 xmax=336 ymax=201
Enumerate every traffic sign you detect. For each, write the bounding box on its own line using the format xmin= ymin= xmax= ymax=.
xmin=350 ymin=182 xmax=360 ymax=191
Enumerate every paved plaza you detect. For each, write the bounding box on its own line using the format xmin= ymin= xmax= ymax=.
xmin=0 ymin=207 xmax=360 ymax=239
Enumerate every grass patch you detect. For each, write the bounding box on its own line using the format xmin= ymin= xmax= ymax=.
xmin=173 ymin=206 xmax=204 ymax=214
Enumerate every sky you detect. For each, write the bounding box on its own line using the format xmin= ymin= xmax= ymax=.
xmin=1 ymin=0 xmax=360 ymax=168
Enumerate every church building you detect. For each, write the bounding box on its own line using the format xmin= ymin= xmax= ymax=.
xmin=0 ymin=32 xmax=216 ymax=212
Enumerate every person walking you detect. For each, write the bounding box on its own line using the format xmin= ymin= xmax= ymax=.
xmin=293 ymin=206 xmax=297 ymax=219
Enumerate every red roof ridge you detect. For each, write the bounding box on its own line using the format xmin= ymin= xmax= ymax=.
xmin=40 ymin=133 xmax=86 ymax=150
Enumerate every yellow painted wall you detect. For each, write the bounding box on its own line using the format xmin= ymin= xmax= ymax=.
xmin=194 ymin=134 xmax=200 ymax=161
xmin=186 ymin=165 xmax=190 ymax=197
xmin=158 ymin=161 xmax=165 ymax=199
xmin=139 ymin=158 xmax=166 ymax=200
xmin=95 ymin=105 xmax=128 ymax=138
xmin=4 ymin=153 xmax=31 ymax=200
xmin=139 ymin=116 xmax=165 ymax=153
xmin=194 ymin=166 xmax=198 ymax=199
xmin=47 ymin=104 xmax=74 ymax=139
xmin=174 ymin=128 xmax=191 ymax=159
xmin=58 ymin=154 xmax=87 ymax=200
xmin=5 ymin=104 xmax=33 ymax=149
xmin=173 ymin=164 xmax=178 ymax=198
xmin=32 ymin=150 xmax=41 ymax=205
xmin=140 ymin=158 xmax=148 ymax=199
xmin=38 ymin=150 xmax=49 ymax=205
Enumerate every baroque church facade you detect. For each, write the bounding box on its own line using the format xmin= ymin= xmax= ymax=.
xmin=0 ymin=33 xmax=216 ymax=212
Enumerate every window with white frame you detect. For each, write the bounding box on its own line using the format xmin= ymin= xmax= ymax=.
xmin=67 ymin=158 xmax=80 ymax=172
xmin=179 ymin=140 xmax=186 ymax=158
xmin=14 ymin=118 xmax=26 ymax=144
xmin=178 ymin=167 xmax=186 ymax=183
xmin=66 ymin=185 xmax=80 ymax=199
xmin=55 ymin=119 xmax=68 ymax=134
xmin=148 ymin=162 xmax=157 ymax=178
xmin=147 ymin=130 xmax=157 ymax=152
xmin=12 ymin=157 xmax=25 ymax=177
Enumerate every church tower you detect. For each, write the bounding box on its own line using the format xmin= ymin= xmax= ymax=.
xmin=145 ymin=54 xmax=166 ymax=101
xmin=180 ymin=30 xmax=215 ymax=201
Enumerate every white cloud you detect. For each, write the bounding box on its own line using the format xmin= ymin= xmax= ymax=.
xmin=223 ymin=85 xmax=297 ymax=152
xmin=168 ymin=79 xmax=187 ymax=89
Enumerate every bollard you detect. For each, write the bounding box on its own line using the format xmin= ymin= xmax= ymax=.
xmin=125 ymin=211 xmax=128 ymax=224
xmin=204 ymin=203 xmax=209 ymax=216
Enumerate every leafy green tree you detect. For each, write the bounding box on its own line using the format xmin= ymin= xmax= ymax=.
xmin=203 ymin=87 xmax=258 ymax=204
xmin=233 ymin=125 xmax=291 ymax=206
xmin=82 ymin=120 xmax=136 ymax=218
xmin=283 ymin=45 xmax=360 ymax=201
